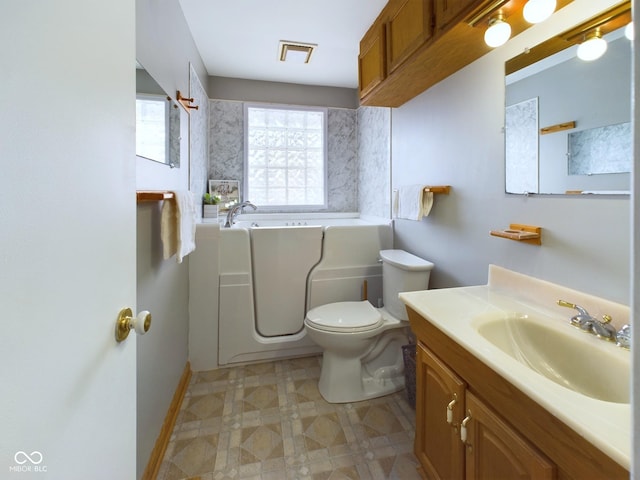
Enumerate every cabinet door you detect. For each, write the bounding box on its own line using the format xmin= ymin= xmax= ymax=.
xmin=435 ymin=0 xmax=479 ymax=32
xmin=358 ymin=19 xmax=386 ymax=98
xmin=416 ymin=343 xmax=466 ymax=480
xmin=464 ymin=391 xmax=556 ymax=480
xmin=386 ymin=0 xmax=433 ymax=74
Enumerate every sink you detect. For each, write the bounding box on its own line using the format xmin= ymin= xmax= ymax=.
xmin=474 ymin=313 xmax=630 ymax=404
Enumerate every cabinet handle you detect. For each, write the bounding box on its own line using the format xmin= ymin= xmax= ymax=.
xmin=460 ymin=412 xmax=472 ymax=443
xmin=446 ymin=393 xmax=457 ymax=424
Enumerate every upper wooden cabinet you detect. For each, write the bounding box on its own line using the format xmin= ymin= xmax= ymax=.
xmin=435 ymin=0 xmax=481 ymax=31
xmin=386 ymin=0 xmax=433 ymax=73
xmin=358 ymin=0 xmax=574 ymax=107
xmin=358 ymin=18 xmax=386 ymax=99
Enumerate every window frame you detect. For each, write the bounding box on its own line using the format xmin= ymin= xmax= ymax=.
xmin=243 ymin=103 xmax=328 ymax=211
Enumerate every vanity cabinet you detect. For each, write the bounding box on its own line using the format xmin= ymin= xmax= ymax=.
xmin=408 ymin=306 xmax=629 ymax=480
xmin=416 ymin=343 xmax=554 ymax=480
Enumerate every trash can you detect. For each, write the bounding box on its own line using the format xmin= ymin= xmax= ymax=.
xmin=402 ymin=343 xmax=416 ymax=408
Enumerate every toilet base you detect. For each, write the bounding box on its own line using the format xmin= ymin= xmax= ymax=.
xmin=317 ymin=352 xmax=405 ymax=403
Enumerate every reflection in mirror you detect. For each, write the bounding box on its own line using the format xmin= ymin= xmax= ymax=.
xmin=504 ymin=4 xmax=632 ymax=195
xmin=136 ymin=62 xmax=181 ymax=167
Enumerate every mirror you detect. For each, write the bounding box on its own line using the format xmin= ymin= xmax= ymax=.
xmin=136 ymin=62 xmax=181 ymax=167
xmin=504 ymin=4 xmax=632 ymax=195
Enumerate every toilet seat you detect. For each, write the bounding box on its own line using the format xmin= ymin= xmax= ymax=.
xmin=305 ymin=301 xmax=383 ymax=333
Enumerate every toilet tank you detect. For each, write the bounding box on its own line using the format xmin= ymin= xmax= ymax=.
xmin=380 ymin=249 xmax=434 ymax=320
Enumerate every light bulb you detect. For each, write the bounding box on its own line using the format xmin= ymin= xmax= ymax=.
xmin=484 ymin=17 xmax=511 ymax=48
xmin=625 ymin=22 xmax=634 ymax=41
xmin=523 ymin=0 xmax=557 ymax=24
xmin=577 ymin=33 xmax=608 ymax=61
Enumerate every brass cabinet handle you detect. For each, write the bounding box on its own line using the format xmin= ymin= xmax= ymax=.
xmin=446 ymin=393 xmax=458 ymax=424
xmin=460 ymin=411 xmax=472 ymax=444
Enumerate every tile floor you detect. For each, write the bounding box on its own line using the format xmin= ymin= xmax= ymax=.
xmin=157 ymin=355 xmax=421 ymax=480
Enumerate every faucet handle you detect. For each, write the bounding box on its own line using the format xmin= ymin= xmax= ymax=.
xmin=616 ymin=324 xmax=631 ymax=350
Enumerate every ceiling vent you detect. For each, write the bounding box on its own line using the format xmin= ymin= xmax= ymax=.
xmin=279 ymin=41 xmax=316 ymax=64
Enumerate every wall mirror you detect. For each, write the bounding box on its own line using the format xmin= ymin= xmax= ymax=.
xmin=504 ymin=2 xmax=632 ymax=195
xmin=136 ymin=62 xmax=182 ymax=167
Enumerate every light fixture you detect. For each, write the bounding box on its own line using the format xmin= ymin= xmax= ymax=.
xmin=279 ymin=41 xmax=316 ymax=64
xmin=523 ymin=0 xmax=557 ymax=24
xmin=484 ymin=14 xmax=511 ymax=48
xmin=625 ymin=22 xmax=634 ymax=40
xmin=576 ymin=30 xmax=608 ymax=61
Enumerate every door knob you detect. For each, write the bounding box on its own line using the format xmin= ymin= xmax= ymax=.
xmin=116 ymin=308 xmax=151 ymax=342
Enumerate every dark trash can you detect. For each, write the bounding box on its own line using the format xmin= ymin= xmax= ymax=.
xmin=402 ymin=343 xmax=416 ymax=408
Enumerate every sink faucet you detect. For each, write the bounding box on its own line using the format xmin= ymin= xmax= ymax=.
xmin=557 ymin=300 xmax=618 ymax=342
xmin=224 ymin=201 xmax=257 ymax=228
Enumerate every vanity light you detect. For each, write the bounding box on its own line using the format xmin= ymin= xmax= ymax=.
xmin=484 ymin=15 xmax=511 ymax=48
xmin=577 ymin=30 xmax=608 ymax=61
xmin=523 ymin=0 xmax=557 ymax=24
xmin=625 ymin=22 xmax=634 ymax=40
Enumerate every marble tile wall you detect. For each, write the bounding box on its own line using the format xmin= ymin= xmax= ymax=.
xmin=208 ymin=100 xmax=390 ymax=215
xmin=189 ymin=64 xmax=210 ymax=215
xmin=358 ymin=107 xmax=391 ymax=219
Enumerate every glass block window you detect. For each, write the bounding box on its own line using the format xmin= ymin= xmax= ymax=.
xmin=245 ymin=104 xmax=327 ymax=208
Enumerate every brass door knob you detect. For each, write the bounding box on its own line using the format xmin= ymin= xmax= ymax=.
xmin=116 ymin=308 xmax=152 ymax=342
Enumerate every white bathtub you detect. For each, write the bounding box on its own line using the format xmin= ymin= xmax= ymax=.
xmin=216 ymin=214 xmax=393 ymax=365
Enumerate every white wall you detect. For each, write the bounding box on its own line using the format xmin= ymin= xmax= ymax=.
xmin=391 ymin=0 xmax=631 ymax=305
xmin=135 ymin=0 xmax=209 ymax=477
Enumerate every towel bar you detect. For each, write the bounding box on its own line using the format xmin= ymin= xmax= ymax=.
xmin=136 ymin=191 xmax=175 ymax=203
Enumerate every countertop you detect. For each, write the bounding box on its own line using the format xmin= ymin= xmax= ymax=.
xmin=399 ymin=264 xmax=630 ymax=470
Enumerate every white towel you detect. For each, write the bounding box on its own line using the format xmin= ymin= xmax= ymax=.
xmin=393 ymin=185 xmax=433 ymax=221
xmin=161 ymin=190 xmax=197 ymax=263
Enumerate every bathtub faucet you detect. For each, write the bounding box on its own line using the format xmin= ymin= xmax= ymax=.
xmin=224 ymin=201 xmax=257 ymax=227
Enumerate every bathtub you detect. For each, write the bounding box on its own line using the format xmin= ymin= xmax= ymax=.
xmin=216 ymin=214 xmax=393 ymax=366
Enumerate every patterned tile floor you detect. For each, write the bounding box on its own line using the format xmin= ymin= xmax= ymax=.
xmin=157 ymin=355 xmax=421 ymax=480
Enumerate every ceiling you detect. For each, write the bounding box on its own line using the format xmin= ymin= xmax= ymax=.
xmin=178 ymin=0 xmax=388 ymax=89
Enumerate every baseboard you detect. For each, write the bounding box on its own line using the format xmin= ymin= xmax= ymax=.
xmin=141 ymin=361 xmax=192 ymax=480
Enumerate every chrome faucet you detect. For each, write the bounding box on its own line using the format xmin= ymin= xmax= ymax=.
xmin=615 ymin=324 xmax=631 ymax=349
xmin=224 ymin=201 xmax=257 ymax=228
xmin=557 ymin=300 xmax=619 ymax=343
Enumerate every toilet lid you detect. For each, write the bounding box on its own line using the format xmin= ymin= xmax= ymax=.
xmin=305 ymin=301 xmax=383 ymax=333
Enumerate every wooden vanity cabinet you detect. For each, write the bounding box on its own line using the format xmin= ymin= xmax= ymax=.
xmin=416 ymin=342 xmax=554 ymax=480
xmin=415 ymin=344 xmax=465 ymax=479
xmin=408 ymin=306 xmax=629 ymax=480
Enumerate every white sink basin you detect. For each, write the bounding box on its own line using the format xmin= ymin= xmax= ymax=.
xmin=474 ymin=313 xmax=630 ymax=404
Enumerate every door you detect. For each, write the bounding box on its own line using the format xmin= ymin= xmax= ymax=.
xmin=464 ymin=392 xmax=556 ymax=480
xmin=415 ymin=343 xmax=466 ymax=480
xmin=0 ymin=2 xmax=137 ymax=479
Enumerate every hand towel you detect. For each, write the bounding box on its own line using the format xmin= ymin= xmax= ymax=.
xmin=161 ymin=190 xmax=197 ymax=263
xmin=393 ymin=185 xmax=434 ymax=221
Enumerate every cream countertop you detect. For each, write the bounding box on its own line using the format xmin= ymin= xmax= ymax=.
xmin=399 ymin=264 xmax=630 ymax=470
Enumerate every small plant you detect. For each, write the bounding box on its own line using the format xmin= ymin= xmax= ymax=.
xmin=203 ymin=193 xmax=221 ymax=205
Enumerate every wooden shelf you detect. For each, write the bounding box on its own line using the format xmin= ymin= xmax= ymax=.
xmin=490 ymin=224 xmax=541 ymax=245
xmin=136 ymin=191 xmax=174 ymax=203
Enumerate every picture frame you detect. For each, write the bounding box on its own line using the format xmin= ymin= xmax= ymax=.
xmin=209 ymin=179 xmax=240 ymax=210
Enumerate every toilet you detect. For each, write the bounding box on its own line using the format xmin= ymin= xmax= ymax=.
xmin=304 ymin=249 xmax=434 ymax=403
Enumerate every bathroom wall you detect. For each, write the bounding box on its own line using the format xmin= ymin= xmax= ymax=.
xmin=209 ymin=98 xmax=358 ymax=212
xmin=391 ymin=0 xmax=631 ymax=304
xmin=135 ymin=0 xmax=209 ymax=478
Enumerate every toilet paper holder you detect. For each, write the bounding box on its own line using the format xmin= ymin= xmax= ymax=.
xmin=116 ymin=307 xmax=152 ymax=342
